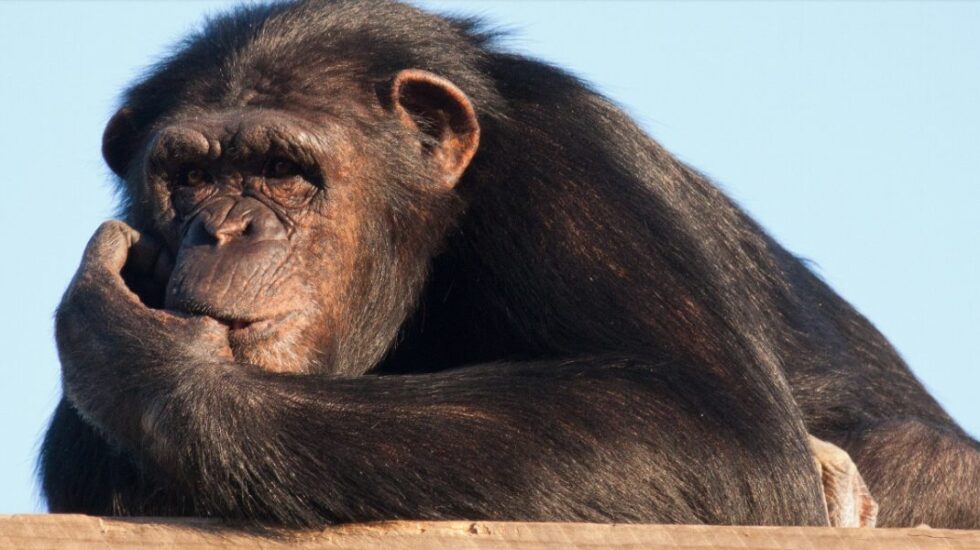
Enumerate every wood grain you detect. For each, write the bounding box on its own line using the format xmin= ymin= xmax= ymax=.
xmin=1 ymin=515 xmax=977 ymax=549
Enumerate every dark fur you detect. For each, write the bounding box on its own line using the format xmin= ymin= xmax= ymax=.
xmin=41 ymin=0 xmax=979 ymax=528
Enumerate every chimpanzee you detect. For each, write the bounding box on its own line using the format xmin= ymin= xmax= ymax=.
xmin=40 ymin=0 xmax=978 ymax=528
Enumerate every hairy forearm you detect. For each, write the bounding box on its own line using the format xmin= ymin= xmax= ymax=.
xmin=60 ymin=352 xmax=606 ymax=525
xmin=103 ymin=364 xmax=818 ymax=524
xmin=52 ymin=239 xmax=830 ymax=531
xmin=56 ymin=345 xmax=333 ymax=524
xmin=54 ymin=221 xmax=234 ymax=452
xmin=114 ymin=365 xmax=516 ymax=525
xmin=55 ymin=292 xmax=218 ymax=449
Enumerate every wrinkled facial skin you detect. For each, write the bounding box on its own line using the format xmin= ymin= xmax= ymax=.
xmin=136 ymin=109 xmax=363 ymax=373
xmin=108 ymin=71 xmax=478 ymax=376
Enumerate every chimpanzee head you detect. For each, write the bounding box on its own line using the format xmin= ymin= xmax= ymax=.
xmin=100 ymin=1 xmax=489 ymax=374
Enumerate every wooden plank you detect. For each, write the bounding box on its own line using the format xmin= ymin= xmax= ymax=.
xmin=0 ymin=515 xmax=977 ymax=549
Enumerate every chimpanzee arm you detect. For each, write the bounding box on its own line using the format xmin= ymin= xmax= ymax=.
xmin=40 ymin=398 xmax=192 ymax=516
xmin=49 ymin=221 xmax=827 ymax=527
xmin=52 ymin=360 xmax=832 ymax=527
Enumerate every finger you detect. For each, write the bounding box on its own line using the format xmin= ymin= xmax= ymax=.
xmin=809 ymin=435 xmax=878 ymax=528
xmin=82 ymin=220 xmax=141 ymax=274
xmin=84 ymin=220 xmax=167 ymax=281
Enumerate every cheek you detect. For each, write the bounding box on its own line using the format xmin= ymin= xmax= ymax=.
xmin=221 ymin=244 xmax=343 ymax=374
xmin=136 ymin=174 xmax=180 ymax=246
xmin=220 ymin=185 xmax=377 ymax=373
xmin=303 ymin=193 xmax=371 ymax=298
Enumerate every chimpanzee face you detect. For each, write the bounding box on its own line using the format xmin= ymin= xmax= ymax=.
xmin=104 ymin=70 xmax=480 ymax=374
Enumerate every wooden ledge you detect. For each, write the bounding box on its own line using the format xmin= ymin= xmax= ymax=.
xmin=1 ymin=514 xmax=978 ymax=549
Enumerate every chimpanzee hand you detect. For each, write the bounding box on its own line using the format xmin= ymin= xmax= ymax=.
xmin=55 ymin=220 xmax=232 ymax=448
xmin=809 ymin=435 xmax=878 ymax=527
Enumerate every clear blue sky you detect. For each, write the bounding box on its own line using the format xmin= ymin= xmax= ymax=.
xmin=0 ymin=1 xmax=977 ymax=514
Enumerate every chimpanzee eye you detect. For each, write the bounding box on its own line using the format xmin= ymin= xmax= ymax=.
xmin=261 ymin=157 xmax=318 ymax=208
xmin=177 ymin=166 xmax=212 ymax=188
xmin=266 ymin=158 xmax=302 ymax=179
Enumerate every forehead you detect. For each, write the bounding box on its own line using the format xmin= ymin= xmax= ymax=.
xmin=156 ymin=108 xmax=341 ymax=150
xmin=124 ymin=25 xmax=380 ymax=138
xmin=167 ymin=67 xmax=372 ymax=122
xmin=143 ymin=72 xmax=382 ymax=163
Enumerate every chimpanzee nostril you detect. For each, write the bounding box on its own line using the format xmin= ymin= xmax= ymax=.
xmin=184 ymin=197 xmax=288 ymax=248
xmin=213 ymin=216 xmax=250 ymax=244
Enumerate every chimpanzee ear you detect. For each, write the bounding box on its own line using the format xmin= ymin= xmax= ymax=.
xmin=391 ymin=69 xmax=480 ymax=187
xmin=102 ymin=107 xmax=139 ymax=178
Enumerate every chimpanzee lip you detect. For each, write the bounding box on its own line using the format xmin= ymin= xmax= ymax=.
xmin=220 ymin=312 xmax=295 ymax=343
xmin=168 ymin=298 xmax=295 ymax=340
xmin=218 ymin=318 xmax=254 ymax=331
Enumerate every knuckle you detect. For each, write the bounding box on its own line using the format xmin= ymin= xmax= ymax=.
xmin=99 ymin=219 xmax=131 ymax=234
xmin=91 ymin=220 xmax=136 ymax=249
xmin=92 ymin=221 xmax=122 ymax=243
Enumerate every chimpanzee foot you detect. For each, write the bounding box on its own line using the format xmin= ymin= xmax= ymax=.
xmin=809 ymin=435 xmax=878 ymax=527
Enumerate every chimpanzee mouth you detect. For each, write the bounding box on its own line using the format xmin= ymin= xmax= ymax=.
xmin=216 ymin=312 xmax=296 ymax=344
xmin=220 ymin=319 xmax=254 ymax=331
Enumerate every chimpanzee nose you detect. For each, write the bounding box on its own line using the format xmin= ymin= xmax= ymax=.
xmin=186 ymin=197 xmax=287 ymax=247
